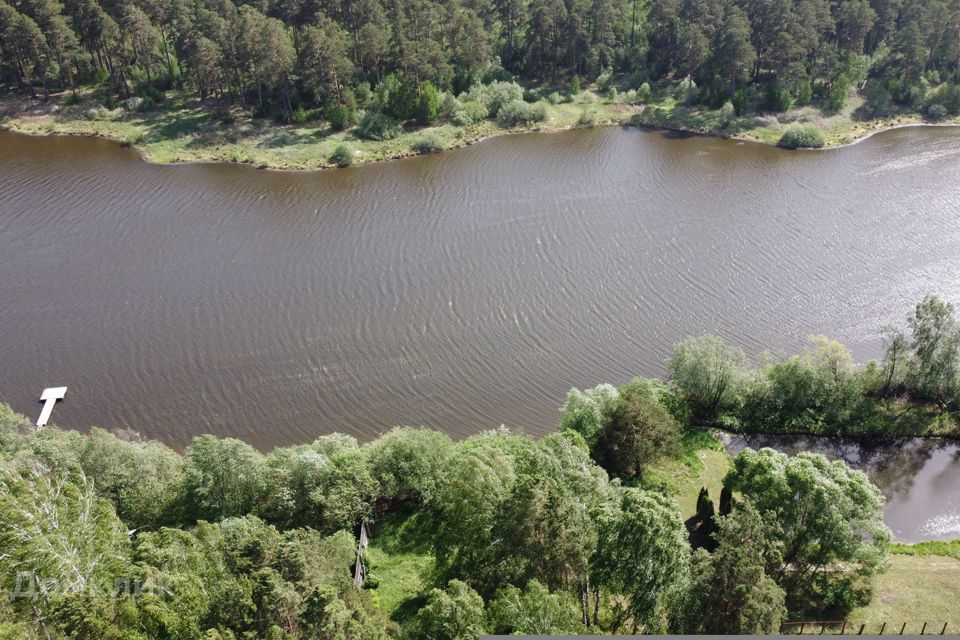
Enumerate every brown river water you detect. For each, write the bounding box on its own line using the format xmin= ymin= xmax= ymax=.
xmin=2 ymin=125 xmax=960 ymax=539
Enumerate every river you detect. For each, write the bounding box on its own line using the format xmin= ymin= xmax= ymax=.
xmin=3 ymin=125 xmax=960 ymax=537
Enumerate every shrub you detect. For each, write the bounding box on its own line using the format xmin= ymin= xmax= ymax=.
xmin=374 ymin=73 xmax=417 ymax=120
xmin=439 ymin=92 xmax=461 ymax=121
xmin=607 ymin=87 xmax=618 ymax=101
xmin=578 ymin=107 xmax=597 ymax=126
xmin=675 ymin=77 xmax=697 ymax=104
xmin=795 ymin=81 xmax=813 ymax=106
xmin=597 ymin=67 xmax=614 ymax=92
xmin=864 ymin=79 xmax=892 ymax=116
xmin=570 ymin=74 xmax=581 ymax=95
xmin=777 ymin=123 xmax=826 ymax=149
xmin=732 ymin=88 xmax=749 ymax=115
xmin=63 ymin=92 xmax=82 ymax=106
xmin=463 ymin=80 xmax=523 ymax=116
xmin=330 ymin=143 xmax=356 ymax=167
xmin=496 ymin=99 xmax=546 ymax=127
xmin=326 ymin=103 xmax=358 ymax=130
xmin=928 ymin=103 xmax=948 ymax=119
xmin=123 ymin=96 xmax=144 ymax=112
xmin=720 ymin=100 xmax=735 ymax=125
xmin=827 ymin=75 xmax=850 ymax=111
xmin=523 ymin=88 xmax=540 ymax=102
xmin=416 ymin=81 xmax=441 ymax=124
xmin=412 ymin=134 xmax=445 ymax=154
xmin=452 ymin=100 xmax=488 ymax=126
xmin=291 ymin=105 xmax=309 ymax=124
xmin=928 ymin=82 xmax=960 ymax=114
xmin=765 ymin=84 xmax=792 ymax=112
xmin=576 ymin=91 xmax=597 ymax=104
xmin=547 ymin=91 xmax=563 ymax=105
xmin=356 ymin=111 xmax=402 ymax=140
xmin=637 ymin=82 xmax=652 ymax=103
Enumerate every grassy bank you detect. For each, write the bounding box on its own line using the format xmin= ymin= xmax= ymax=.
xmin=845 ymin=553 xmax=960 ymax=633
xmin=3 ymin=83 xmax=958 ymax=170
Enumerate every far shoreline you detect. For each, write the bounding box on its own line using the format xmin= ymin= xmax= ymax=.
xmin=4 ymin=88 xmax=959 ymax=171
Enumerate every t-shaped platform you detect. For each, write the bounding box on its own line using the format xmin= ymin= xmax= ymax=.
xmin=37 ymin=387 xmax=67 ymax=427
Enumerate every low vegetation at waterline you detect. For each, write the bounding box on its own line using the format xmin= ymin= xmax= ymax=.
xmin=2 ymin=295 xmax=959 ymax=638
xmin=778 ymin=123 xmax=827 ymax=148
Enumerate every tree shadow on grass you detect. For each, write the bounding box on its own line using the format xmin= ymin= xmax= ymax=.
xmin=141 ymin=110 xmax=212 ymax=141
xmin=371 ymin=506 xmax=437 ymax=556
xmin=390 ymin=594 xmax=429 ymax=625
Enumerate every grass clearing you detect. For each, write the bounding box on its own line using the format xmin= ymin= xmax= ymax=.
xmin=643 ymin=429 xmax=732 ymax=520
xmin=365 ymin=508 xmax=436 ymax=624
xmin=845 ymin=554 xmax=960 ymax=633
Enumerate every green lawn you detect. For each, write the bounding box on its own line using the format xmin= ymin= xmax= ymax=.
xmin=365 ymin=509 xmax=436 ymax=624
xmin=842 ymin=554 xmax=960 ymax=634
xmin=642 ymin=429 xmax=732 ymax=520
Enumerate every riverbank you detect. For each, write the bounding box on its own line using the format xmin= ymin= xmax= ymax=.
xmin=3 ymin=86 xmax=957 ymax=170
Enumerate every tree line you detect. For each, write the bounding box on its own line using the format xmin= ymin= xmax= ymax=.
xmin=7 ymin=300 xmax=952 ymax=637
xmin=658 ymin=293 xmax=960 ymax=436
xmin=3 ymin=0 xmax=960 ymax=125
xmin=0 ymin=409 xmax=889 ymax=638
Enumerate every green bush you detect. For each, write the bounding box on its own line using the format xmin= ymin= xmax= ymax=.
xmin=330 ymin=143 xmax=356 ymax=167
xmin=576 ymin=91 xmax=597 ymax=104
xmin=795 ymin=81 xmax=813 ymax=106
xmin=596 ymin=67 xmax=614 ymax=92
xmin=720 ymin=100 xmax=735 ymax=125
xmin=732 ymin=88 xmax=749 ymax=115
xmin=496 ymin=99 xmax=547 ymax=127
xmin=375 ymin=73 xmax=418 ymax=120
xmin=570 ymin=74 xmax=581 ymax=95
xmin=547 ymin=91 xmax=562 ymax=105
xmin=578 ymin=107 xmax=597 ymax=126
xmin=411 ymin=134 xmax=445 ymax=154
xmin=291 ymin=105 xmax=309 ymax=124
xmin=326 ymin=103 xmax=358 ymax=130
xmin=777 ymin=123 xmax=826 ymax=149
xmin=765 ymin=84 xmax=792 ymax=112
xmin=864 ymin=79 xmax=892 ymax=116
xmin=356 ymin=111 xmax=402 ymax=140
xmin=827 ymin=75 xmax=850 ymax=111
xmin=637 ymin=82 xmax=652 ymax=103
xmin=928 ymin=103 xmax=948 ymax=119
xmin=438 ymin=92 xmax=460 ymax=121
xmin=675 ymin=77 xmax=697 ymax=104
xmin=463 ymin=80 xmax=523 ymax=117
xmin=452 ymin=100 xmax=488 ymax=126
xmin=416 ymin=81 xmax=441 ymax=124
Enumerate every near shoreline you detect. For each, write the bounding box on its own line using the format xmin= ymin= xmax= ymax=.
xmin=3 ymin=88 xmax=958 ymax=171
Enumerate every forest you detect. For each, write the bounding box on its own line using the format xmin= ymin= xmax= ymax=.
xmin=2 ymin=295 xmax=960 ymax=638
xmin=3 ymin=0 xmax=960 ymax=133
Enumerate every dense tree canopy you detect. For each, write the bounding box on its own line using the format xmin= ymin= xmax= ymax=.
xmin=5 ymin=0 xmax=960 ymax=123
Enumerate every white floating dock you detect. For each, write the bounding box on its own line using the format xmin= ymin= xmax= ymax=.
xmin=37 ymin=386 xmax=67 ymax=427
